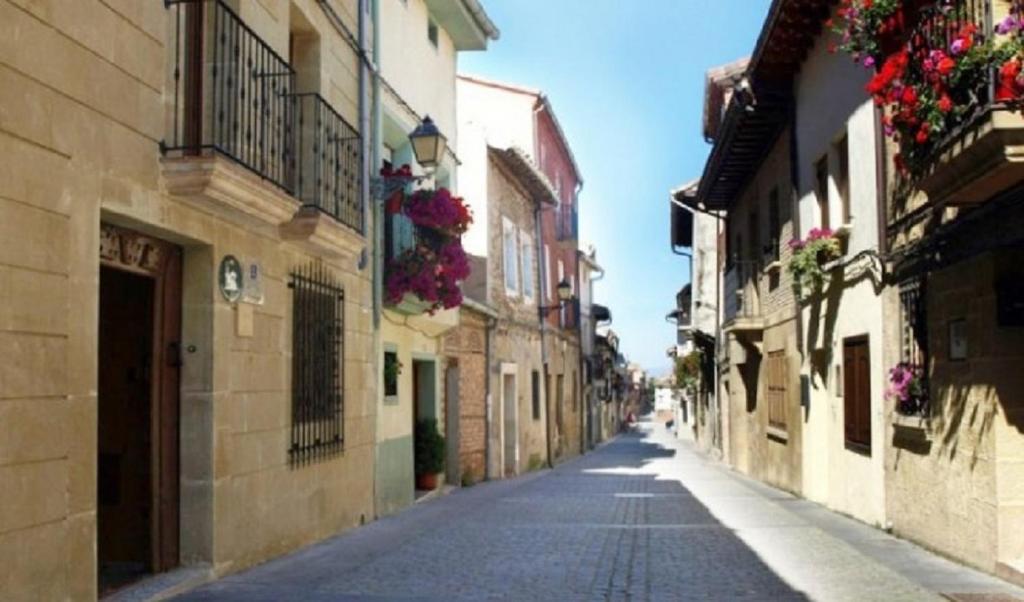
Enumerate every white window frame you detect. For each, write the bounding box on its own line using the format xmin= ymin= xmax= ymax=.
xmin=544 ymin=244 xmax=552 ymax=301
xmin=503 ymin=217 xmax=519 ymax=297
xmin=520 ymin=229 xmax=535 ymax=302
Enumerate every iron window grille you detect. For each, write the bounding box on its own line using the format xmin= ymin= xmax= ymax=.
xmin=289 ymin=262 xmax=345 ymax=464
xmin=899 ymin=276 xmax=930 ymax=415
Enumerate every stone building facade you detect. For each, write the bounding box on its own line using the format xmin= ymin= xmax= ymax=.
xmin=877 ymin=1 xmax=1024 ymax=581
xmin=457 ymin=75 xmax=586 ymax=465
xmin=681 ymin=0 xmax=1024 ymax=587
xmin=1 ymin=0 xmax=376 ymax=598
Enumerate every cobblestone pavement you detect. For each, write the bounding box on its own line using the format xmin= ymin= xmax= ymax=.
xmin=178 ymin=421 xmax=1024 ymax=602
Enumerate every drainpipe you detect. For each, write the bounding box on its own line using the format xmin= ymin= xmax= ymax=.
xmin=534 ymin=200 xmax=553 ymax=468
xmin=362 ymin=0 xmax=382 ymax=518
xmin=575 ymin=251 xmax=587 ymax=455
xmin=483 ymin=313 xmax=496 ymax=480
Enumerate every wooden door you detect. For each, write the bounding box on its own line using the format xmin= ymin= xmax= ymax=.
xmin=843 ymin=337 xmax=871 ymax=452
xmin=98 ymin=224 xmax=182 ymax=592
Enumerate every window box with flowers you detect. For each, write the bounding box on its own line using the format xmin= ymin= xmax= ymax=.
xmin=887 ymin=362 xmax=932 ymax=434
xmin=788 ymin=228 xmax=843 ymax=299
xmin=383 ymin=176 xmax=473 ymax=316
xmin=831 ymin=0 xmax=1024 ymax=204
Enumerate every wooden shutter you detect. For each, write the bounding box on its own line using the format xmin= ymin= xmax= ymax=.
xmin=843 ymin=338 xmax=871 ymax=451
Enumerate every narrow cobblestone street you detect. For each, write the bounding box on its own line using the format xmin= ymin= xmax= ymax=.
xmin=177 ymin=421 xmax=1024 ymax=602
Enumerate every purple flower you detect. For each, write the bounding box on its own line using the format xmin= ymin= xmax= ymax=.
xmin=863 ymin=56 xmax=876 ymax=68
xmin=950 ymin=38 xmax=965 ymax=56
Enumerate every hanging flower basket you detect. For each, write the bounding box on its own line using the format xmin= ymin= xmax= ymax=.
xmin=788 ymin=228 xmax=842 ymax=299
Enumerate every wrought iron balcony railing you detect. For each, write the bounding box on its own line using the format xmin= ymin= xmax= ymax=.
xmin=163 ymin=0 xmax=364 ymax=233
xmin=293 ymin=93 xmax=363 ymax=232
xmin=555 ymin=205 xmax=578 ymax=241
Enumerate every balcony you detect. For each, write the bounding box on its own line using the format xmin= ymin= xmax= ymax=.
xmin=902 ymin=0 xmax=1024 ymax=206
xmin=382 ymin=214 xmax=459 ymax=327
xmin=555 ymin=205 xmax=578 ymax=241
xmin=723 ymin=261 xmax=763 ymax=333
xmin=160 ymin=0 xmax=364 ymax=251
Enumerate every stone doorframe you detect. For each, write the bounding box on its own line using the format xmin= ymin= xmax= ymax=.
xmin=499 ymin=363 xmax=519 ymax=477
xmin=100 ymin=219 xmax=216 ymax=569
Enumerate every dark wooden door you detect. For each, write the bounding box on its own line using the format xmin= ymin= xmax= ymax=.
xmin=98 ymin=225 xmax=182 ymax=593
xmin=843 ymin=337 xmax=871 ymax=452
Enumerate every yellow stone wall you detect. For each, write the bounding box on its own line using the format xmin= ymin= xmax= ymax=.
xmin=0 ymin=0 xmax=377 ymax=599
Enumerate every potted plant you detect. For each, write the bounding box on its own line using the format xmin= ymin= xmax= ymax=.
xmin=787 ymin=228 xmax=842 ymax=299
xmin=414 ymin=418 xmax=445 ymax=490
xmin=886 ymin=362 xmax=928 ymax=416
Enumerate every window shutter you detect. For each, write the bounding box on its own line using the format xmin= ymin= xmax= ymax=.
xmin=843 ymin=344 xmax=856 ymax=443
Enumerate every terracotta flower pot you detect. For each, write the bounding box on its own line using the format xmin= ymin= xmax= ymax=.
xmin=416 ymin=472 xmax=439 ymax=491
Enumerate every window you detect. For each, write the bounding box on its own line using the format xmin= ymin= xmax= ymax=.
xmin=520 ymin=230 xmax=534 ymax=301
xmin=835 ymin=134 xmax=851 ymax=224
xmin=843 ymin=337 xmax=872 ymax=452
xmin=900 ymin=278 xmax=927 ymax=367
xmin=427 ymin=19 xmax=438 ymax=47
xmin=289 ymin=263 xmax=344 ymax=463
xmin=383 ymin=350 xmax=399 ymax=399
xmin=768 ymin=187 xmax=781 ymax=262
xmin=815 ymin=155 xmax=830 ymax=230
xmin=766 ymin=351 xmax=788 ymax=433
xmin=544 ymin=244 xmax=552 ymax=301
xmin=503 ymin=217 xmax=519 ymax=295
xmin=532 ymin=371 xmax=541 ymax=420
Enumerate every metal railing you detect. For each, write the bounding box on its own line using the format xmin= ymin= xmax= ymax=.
xmin=164 ymin=0 xmax=364 ymax=233
xmin=555 ymin=205 xmax=578 ymax=241
xmin=165 ymin=0 xmax=296 ymax=188
xmin=293 ymin=93 xmax=363 ymax=232
xmin=723 ymin=261 xmax=761 ymax=323
xmin=910 ymin=0 xmax=994 ymax=153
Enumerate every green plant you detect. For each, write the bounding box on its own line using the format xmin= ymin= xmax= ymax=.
xmin=383 ymin=352 xmax=402 ymax=394
xmin=788 ymin=228 xmax=842 ymax=299
xmin=675 ymin=351 xmax=701 ymax=393
xmin=414 ymin=418 xmax=445 ymax=477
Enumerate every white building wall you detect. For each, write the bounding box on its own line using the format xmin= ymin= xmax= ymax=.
xmin=796 ymin=26 xmax=887 ymax=527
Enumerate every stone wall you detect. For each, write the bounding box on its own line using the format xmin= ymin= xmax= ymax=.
xmin=0 ymin=1 xmax=377 ymax=599
xmin=720 ymin=130 xmax=803 ymax=495
xmin=887 ymin=250 xmax=1024 ymax=577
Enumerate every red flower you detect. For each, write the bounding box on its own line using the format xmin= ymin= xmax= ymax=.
xmin=937 ymin=57 xmax=956 ymax=76
xmin=901 ymin=86 xmax=918 ymax=107
xmin=937 ymin=94 xmax=953 ymax=113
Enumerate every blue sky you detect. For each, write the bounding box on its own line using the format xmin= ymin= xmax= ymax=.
xmin=461 ymin=0 xmax=772 ymax=375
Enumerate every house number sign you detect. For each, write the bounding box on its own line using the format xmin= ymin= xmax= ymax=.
xmin=219 ymin=255 xmax=244 ymax=303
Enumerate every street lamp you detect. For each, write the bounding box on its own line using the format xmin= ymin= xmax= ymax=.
xmin=370 ymin=116 xmax=450 ymax=200
xmin=408 ymin=115 xmax=447 ymax=171
xmin=539 ymin=279 xmax=575 ymax=319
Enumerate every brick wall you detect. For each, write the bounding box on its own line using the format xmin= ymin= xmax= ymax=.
xmin=445 ymin=309 xmax=489 ymax=483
